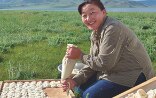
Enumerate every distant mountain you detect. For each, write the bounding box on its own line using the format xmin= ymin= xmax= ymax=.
xmin=139 ymin=0 xmax=156 ymax=6
xmin=130 ymin=0 xmax=156 ymax=7
xmin=103 ymin=0 xmax=147 ymax=8
xmin=0 ymin=0 xmax=156 ymax=10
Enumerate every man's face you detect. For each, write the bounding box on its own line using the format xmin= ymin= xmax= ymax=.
xmin=81 ymin=4 xmax=106 ymax=31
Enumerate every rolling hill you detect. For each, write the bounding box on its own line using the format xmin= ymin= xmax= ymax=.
xmin=0 ymin=0 xmax=156 ymax=10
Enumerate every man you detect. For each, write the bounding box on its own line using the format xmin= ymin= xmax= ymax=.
xmin=62 ymin=0 xmax=155 ymax=98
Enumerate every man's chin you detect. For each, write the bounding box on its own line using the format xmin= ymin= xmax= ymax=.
xmin=88 ymin=27 xmax=95 ymax=31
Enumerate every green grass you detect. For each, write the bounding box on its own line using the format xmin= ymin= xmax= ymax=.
xmin=0 ymin=11 xmax=156 ymax=81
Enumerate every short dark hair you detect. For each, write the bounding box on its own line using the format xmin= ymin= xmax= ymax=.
xmin=78 ymin=0 xmax=105 ymax=15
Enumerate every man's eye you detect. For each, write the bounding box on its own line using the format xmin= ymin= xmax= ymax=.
xmin=90 ymin=11 xmax=95 ymax=15
xmin=82 ymin=15 xmax=87 ymax=18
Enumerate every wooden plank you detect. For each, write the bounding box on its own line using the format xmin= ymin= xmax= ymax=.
xmin=0 ymin=81 xmax=3 ymax=92
xmin=43 ymin=88 xmax=73 ymax=98
xmin=113 ymin=77 xmax=156 ymax=98
xmin=0 ymin=79 xmax=76 ymax=98
xmin=4 ymin=79 xmax=60 ymax=83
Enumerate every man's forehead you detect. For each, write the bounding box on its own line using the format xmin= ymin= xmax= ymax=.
xmin=82 ymin=4 xmax=96 ymax=13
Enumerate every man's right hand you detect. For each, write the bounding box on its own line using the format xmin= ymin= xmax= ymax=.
xmin=61 ymin=78 xmax=77 ymax=92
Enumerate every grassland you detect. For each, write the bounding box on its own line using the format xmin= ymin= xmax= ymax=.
xmin=0 ymin=11 xmax=156 ymax=81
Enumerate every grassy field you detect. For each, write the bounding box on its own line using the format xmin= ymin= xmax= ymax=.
xmin=0 ymin=11 xmax=156 ymax=81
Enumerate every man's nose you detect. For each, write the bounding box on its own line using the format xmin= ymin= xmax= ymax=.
xmin=86 ymin=15 xmax=91 ymax=21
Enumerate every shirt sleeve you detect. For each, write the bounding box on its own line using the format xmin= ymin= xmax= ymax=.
xmin=72 ymin=65 xmax=96 ymax=85
xmin=84 ymin=23 xmax=125 ymax=72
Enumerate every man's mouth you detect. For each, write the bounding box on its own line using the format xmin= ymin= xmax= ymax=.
xmin=88 ymin=22 xmax=94 ymax=25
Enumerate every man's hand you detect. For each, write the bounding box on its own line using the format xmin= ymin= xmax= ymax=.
xmin=65 ymin=45 xmax=82 ymax=60
xmin=61 ymin=78 xmax=77 ymax=92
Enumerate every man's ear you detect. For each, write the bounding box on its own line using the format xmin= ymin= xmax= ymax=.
xmin=102 ymin=9 xmax=107 ymax=15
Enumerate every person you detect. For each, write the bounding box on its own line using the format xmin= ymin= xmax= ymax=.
xmin=62 ymin=0 xmax=155 ymax=98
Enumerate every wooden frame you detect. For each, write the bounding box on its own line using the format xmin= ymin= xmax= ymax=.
xmin=0 ymin=81 xmax=3 ymax=92
xmin=0 ymin=79 xmax=76 ymax=98
xmin=114 ymin=77 xmax=156 ymax=98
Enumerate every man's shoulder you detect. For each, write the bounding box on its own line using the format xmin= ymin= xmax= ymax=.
xmin=104 ymin=16 xmax=121 ymax=27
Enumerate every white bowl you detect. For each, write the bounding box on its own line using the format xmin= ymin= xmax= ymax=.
xmin=74 ymin=62 xmax=86 ymax=70
xmin=58 ymin=62 xmax=85 ymax=73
